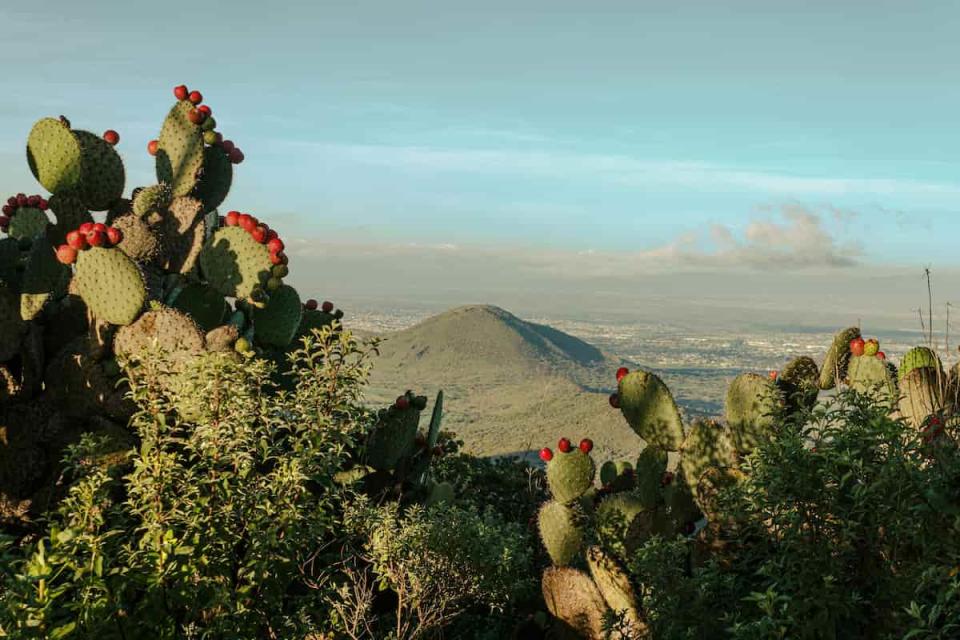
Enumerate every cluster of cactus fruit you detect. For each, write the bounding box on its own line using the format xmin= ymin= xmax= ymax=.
xmin=541 ymin=327 xmax=960 ymax=638
xmin=0 ymin=84 xmax=355 ymax=522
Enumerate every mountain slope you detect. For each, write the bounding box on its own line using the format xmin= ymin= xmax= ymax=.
xmin=365 ymin=305 xmax=644 ymax=461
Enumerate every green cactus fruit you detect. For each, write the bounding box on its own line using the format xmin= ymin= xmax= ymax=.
xmin=595 ymin=493 xmax=648 ymax=556
xmin=204 ymin=324 xmax=240 ymax=352
xmin=541 ymin=566 xmax=609 ymax=640
xmin=200 ymin=226 xmax=273 ymax=299
xmin=618 ymin=369 xmax=685 ymax=451
xmin=0 ymin=283 xmax=26 ymax=361
xmin=170 ymin=283 xmax=229 ymax=332
xmin=72 ymin=130 xmax=125 ymax=210
xmin=196 ymin=146 xmax=233 ymax=212
xmin=252 ymin=284 xmax=303 ymax=347
xmin=7 ymin=207 xmax=50 ymax=241
xmin=47 ymin=191 xmax=93 ymax=245
xmin=725 ymin=372 xmax=784 ymax=454
xmin=819 ymin=326 xmax=860 ymax=390
xmin=113 ymin=307 xmax=205 ymax=361
xmin=0 ymin=238 xmax=21 ymax=289
xmin=586 ymin=547 xmax=644 ymax=635
xmin=538 ymin=499 xmax=584 ymax=566
xmin=635 ymin=445 xmax=668 ymax=509
xmin=425 ymin=481 xmax=455 ymax=506
xmin=132 ymin=183 xmax=174 ymax=216
xmin=680 ymin=418 xmax=739 ymax=488
xmin=546 ymin=447 xmax=596 ymax=504
xmin=899 ymin=367 xmax=944 ymax=429
xmin=74 ymin=247 xmax=146 ymax=326
xmin=779 ymin=355 xmax=820 ymax=411
xmin=20 ymin=237 xmax=71 ymax=321
xmin=846 ymin=354 xmax=898 ymax=404
xmin=26 ymin=117 xmax=83 ymax=193
xmin=366 ymin=404 xmax=421 ymax=471
xmin=899 ymin=346 xmax=942 ymax=382
xmin=156 ymin=101 xmax=205 ymax=197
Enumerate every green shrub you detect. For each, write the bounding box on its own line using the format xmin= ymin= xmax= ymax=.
xmin=0 ymin=326 xmax=377 ymax=639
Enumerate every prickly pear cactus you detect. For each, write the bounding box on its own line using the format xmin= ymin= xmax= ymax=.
xmin=199 ymin=226 xmax=272 ymax=299
xmin=155 ymin=101 xmax=205 ymax=197
xmin=779 ymin=355 xmax=820 ymax=412
xmin=366 ymin=401 xmax=422 ymax=471
xmin=538 ymin=500 xmax=584 ymax=566
xmin=251 ymin=284 xmax=303 ymax=348
xmin=617 ymin=370 xmax=685 ymax=451
xmin=820 ymin=326 xmax=860 ymax=390
xmin=899 ymin=366 xmax=944 ymax=429
xmin=899 ymin=346 xmax=942 ymax=382
xmin=680 ymin=418 xmax=740 ymax=488
xmin=725 ymin=372 xmax=783 ymax=454
xmin=846 ymin=354 xmax=898 ymax=404
xmin=74 ymin=246 xmax=146 ymax=325
xmin=544 ymin=440 xmax=596 ymax=504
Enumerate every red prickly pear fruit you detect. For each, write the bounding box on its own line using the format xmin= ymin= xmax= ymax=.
xmin=26 ymin=195 xmax=40 ymax=207
xmin=106 ymin=227 xmax=123 ymax=245
xmin=265 ymin=229 xmax=278 ymax=242
xmin=173 ymin=84 xmax=189 ymax=100
xmin=237 ymin=214 xmax=253 ymax=231
xmin=16 ymin=194 xmax=27 ymax=206
xmin=6 ymin=196 xmax=18 ymax=207
xmin=228 ymin=148 xmax=244 ymax=164
xmin=250 ymin=225 xmax=268 ymax=244
xmin=267 ymin=237 xmax=284 ymax=254
xmin=269 ymin=251 xmax=286 ymax=265
xmin=616 ymin=366 xmax=629 ymax=382
xmin=579 ymin=438 xmax=593 ymax=453
xmin=395 ymin=396 xmax=409 ymax=410
xmin=1 ymin=204 xmax=11 ymax=215
xmin=321 ymin=301 xmax=334 ymax=314
xmin=0 ymin=215 xmax=9 ymax=229
xmin=768 ymin=370 xmax=778 ymax=381
xmin=37 ymin=198 xmax=48 ymax=210
xmin=305 ymin=299 xmax=318 ymax=311
xmin=78 ymin=222 xmax=94 ymax=234
xmin=224 ymin=211 xmax=240 ymax=226
xmin=65 ymin=230 xmax=87 ymax=250
xmin=86 ymin=230 xmax=107 ymax=247
xmin=849 ymin=337 xmax=866 ymax=357
xmin=221 ymin=140 xmax=235 ymax=153
xmin=55 ymin=244 xmax=78 ymax=264
xmin=558 ymin=438 xmax=572 ymax=453
xmin=187 ymin=109 xmax=204 ymax=125
xmin=188 ymin=90 xmax=203 ymax=105
xmin=660 ymin=471 xmax=674 ymax=486
xmin=103 ymin=130 xmax=119 ymax=145
xmin=147 ymin=140 xmax=159 ymax=156
xmin=876 ymin=351 xmax=886 ymax=360
xmin=609 ymin=393 xmax=620 ymax=408
xmin=92 ymin=223 xmax=107 ymax=233
xmin=539 ymin=447 xmax=553 ymax=462
xmin=198 ymin=104 xmax=212 ymax=117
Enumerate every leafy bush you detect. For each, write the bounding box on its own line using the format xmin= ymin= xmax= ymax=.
xmin=0 ymin=326 xmax=377 ymax=639
xmin=334 ymin=497 xmax=536 ymax=639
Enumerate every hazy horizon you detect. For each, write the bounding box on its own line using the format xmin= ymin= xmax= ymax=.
xmin=3 ymin=1 xmax=959 ymax=333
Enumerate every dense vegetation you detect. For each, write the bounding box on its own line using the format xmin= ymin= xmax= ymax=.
xmin=1 ymin=85 xmax=959 ymax=639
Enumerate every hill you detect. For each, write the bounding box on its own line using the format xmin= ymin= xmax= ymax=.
xmin=365 ymin=305 xmax=645 ymax=461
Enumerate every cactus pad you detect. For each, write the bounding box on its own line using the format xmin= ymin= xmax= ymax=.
xmin=156 ymin=101 xmax=205 ymax=197
xmin=204 ymin=324 xmax=240 ymax=352
xmin=366 ymin=404 xmax=421 ymax=471
xmin=112 ymin=213 xmax=164 ymax=266
xmin=618 ymin=369 xmax=685 ymax=451
xmin=48 ymin=192 xmax=93 ymax=244
xmin=252 ymin=284 xmax=302 ymax=347
xmin=0 ymin=238 xmax=20 ymax=287
xmin=114 ymin=307 xmax=205 ymax=361
xmin=820 ymin=326 xmax=860 ymax=390
xmin=170 ymin=283 xmax=229 ymax=332
xmin=546 ymin=447 xmax=596 ymax=504
xmin=26 ymin=117 xmax=83 ymax=193
xmin=680 ymin=418 xmax=739 ymax=487
xmin=899 ymin=367 xmax=943 ymax=429
xmin=7 ymin=207 xmax=50 ymax=241
xmin=538 ymin=500 xmax=584 ymax=566
xmin=196 ymin=146 xmax=233 ymax=212
xmin=780 ymin=355 xmax=820 ymax=411
xmin=73 ymin=130 xmax=125 ymax=210
xmin=846 ymin=354 xmax=898 ymax=403
xmin=20 ymin=238 xmax=70 ymax=321
xmin=541 ymin=567 xmax=608 ymax=640
xmin=899 ymin=346 xmax=942 ymax=382
xmin=74 ymin=247 xmax=146 ymax=326
xmin=725 ymin=372 xmax=783 ymax=454
xmin=586 ymin=547 xmax=644 ymax=634
xmin=635 ymin=444 xmax=668 ymax=508
xmin=132 ymin=183 xmax=173 ymax=216
xmin=297 ymin=308 xmax=336 ymax=341
xmin=0 ymin=284 xmax=26 ymax=361
xmin=595 ymin=493 xmax=648 ymax=556
xmin=160 ymin=197 xmax=206 ymax=274
xmin=199 ymin=226 xmax=272 ymax=299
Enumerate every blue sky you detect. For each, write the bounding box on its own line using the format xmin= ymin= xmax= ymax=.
xmin=2 ymin=1 xmax=959 ymax=275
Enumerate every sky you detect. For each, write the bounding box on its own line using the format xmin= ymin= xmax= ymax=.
xmin=2 ymin=1 xmax=959 ymax=327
